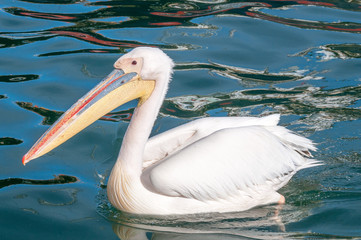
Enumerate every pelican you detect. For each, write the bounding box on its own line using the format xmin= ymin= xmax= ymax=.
xmin=22 ymin=47 xmax=319 ymax=215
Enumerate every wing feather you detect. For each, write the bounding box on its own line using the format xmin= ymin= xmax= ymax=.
xmin=143 ymin=114 xmax=281 ymax=168
xmin=142 ymin=122 xmax=317 ymax=201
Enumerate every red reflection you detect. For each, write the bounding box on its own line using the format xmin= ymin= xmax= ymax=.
xmin=49 ymin=30 xmax=150 ymax=48
xmin=325 ymin=25 xmax=361 ymax=32
xmin=149 ymin=22 xmax=182 ymax=26
xmin=165 ymin=108 xmax=176 ymax=113
xmin=219 ymin=101 xmax=233 ymax=106
xmin=21 ymin=11 xmax=77 ymax=21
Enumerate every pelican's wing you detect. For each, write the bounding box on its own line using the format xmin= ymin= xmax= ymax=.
xmin=143 ymin=124 xmax=197 ymax=169
xmin=142 ymin=118 xmax=318 ymax=201
xmin=143 ymin=114 xmax=281 ymax=168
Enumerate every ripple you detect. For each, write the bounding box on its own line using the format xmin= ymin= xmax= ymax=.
xmin=38 ymin=188 xmax=78 ymax=206
xmin=2 ymin=0 xmax=360 ymax=55
xmin=16 ymin=101 xmax=63 ymax=125
xmin=0 ymin=174 xmax=78 ymax=189
xmin=292 ymin=44 xmax=361 ymax=62
xmin=163 ymin=85 xmax=361 ymax=132
xmin=0 ymin=29 xmax=182 ymax=56
xmin=0 ymin=74 xmax=39 ymax=83
xmin=0 ymin=137 xmax=23 ymax=146
xmin=247 ymin=9 xmax=361 ymax=34
xmin=175 ymin=61 xmax=315 ymax=83
xmin=18 ymin=0 xmax=79 ymax=4
xmin=97 ymin=188 xmax=288 ymax=238
xmin=17 ymin=82 xmax=361 ymax=133
xmin=97 ymin=184 xmax=356 ymax=239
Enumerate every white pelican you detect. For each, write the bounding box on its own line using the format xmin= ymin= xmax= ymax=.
xmin=23 ymin=47 xmax=319 ymax=215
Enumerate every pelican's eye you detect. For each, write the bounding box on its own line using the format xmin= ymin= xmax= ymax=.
xmin=132 ymin=60 xmax=137 ymax=65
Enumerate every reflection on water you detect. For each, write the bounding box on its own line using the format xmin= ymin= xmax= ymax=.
xmin=293 ymin=43 xmax=361 ymax=61
xmin=104 ymin=201 xmax=327 ymax=239
xmin=0 ymin=137 xmax=23 ymax=145
xmin=16 ymin=59 xmax=360 ymax=131
xmin=112 ymin=224 xmax=282 ymax=240
xmin=175 ymin=61 xmax=311 ymax=83
xmin=38 ymin=188 xmax=78 ymax=206
xmin=17 ymin=70 xmax=361 ymax=131
xmin=166 ymin=85 xmax=361 ymax=131
xmin=111 ymin=222 xmax=354 ymax=240
xmin=102 ymin=202 xmax=289 ymax=239
xmin=0 ymin=74 xmax=39 ymax=82
xmin=94 ymin=176 xmax=327 ymax=239
xmin=0 ymin=174 xmax=78 ymax=189
xmin=1 ymin=0 xmax=361 ymax=239
xmin=2 ymin=0 xmax=361 ymax=56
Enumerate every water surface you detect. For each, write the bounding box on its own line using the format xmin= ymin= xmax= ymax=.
xmin=1 ymin=0 xmax=361 ymax=239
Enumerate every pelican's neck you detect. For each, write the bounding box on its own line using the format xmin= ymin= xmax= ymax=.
xmin=114 ymin=76 xmax=169 ymax=176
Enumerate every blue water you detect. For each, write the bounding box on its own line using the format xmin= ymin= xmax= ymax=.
xmin=1 ymin=0 xmax=360 ymax=239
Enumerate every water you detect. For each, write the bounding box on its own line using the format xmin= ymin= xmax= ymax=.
xmin=1 ymin=0 xmax=360 ymax=239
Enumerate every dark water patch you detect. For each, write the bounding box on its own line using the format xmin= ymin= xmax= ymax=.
xmin=0 ymin=137 xmax=23 ymax=146
xmin=16 ymin=101 xmax=63 ymax=125
xmin=18 ymin=0 xmax=79 ymax=4
xmin=4 ymin=7 xmax=81 ymax=22
xmin=288 ymin=232 xmax=354 ymax=239
xmin=326 ymin=44 xmax=361 ymax=58
xmin=0 ymin=175 xmax=78 ymax=189
xmin=246 ymin=10 xmax=361 ymax=34
xmin=0 ymin=33 xmax=54 ymax=49
xmin=0 ymin=74 xmax=39 ymax=83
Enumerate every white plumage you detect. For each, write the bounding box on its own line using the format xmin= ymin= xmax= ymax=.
xmin=105 ymin=47 xmax=319 ymax=215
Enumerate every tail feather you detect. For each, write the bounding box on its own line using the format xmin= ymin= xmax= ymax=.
xmin=265 ymin=125 xmax=322 ymax=169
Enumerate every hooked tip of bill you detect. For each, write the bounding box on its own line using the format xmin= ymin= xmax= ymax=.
xmin=22 ymin=155 xmax=27 ymax=166
xmin=22 ymin=154 xmax=31 ymax=166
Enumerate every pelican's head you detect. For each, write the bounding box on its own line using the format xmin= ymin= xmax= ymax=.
xmin=116 ymin=47 xmax=174 ymax=82
xmin=22 ymin=47 xmax=174 ymax=165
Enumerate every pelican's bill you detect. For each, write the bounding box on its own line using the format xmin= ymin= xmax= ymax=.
xmin=23 ymin=68 xmax=155 ymax=165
